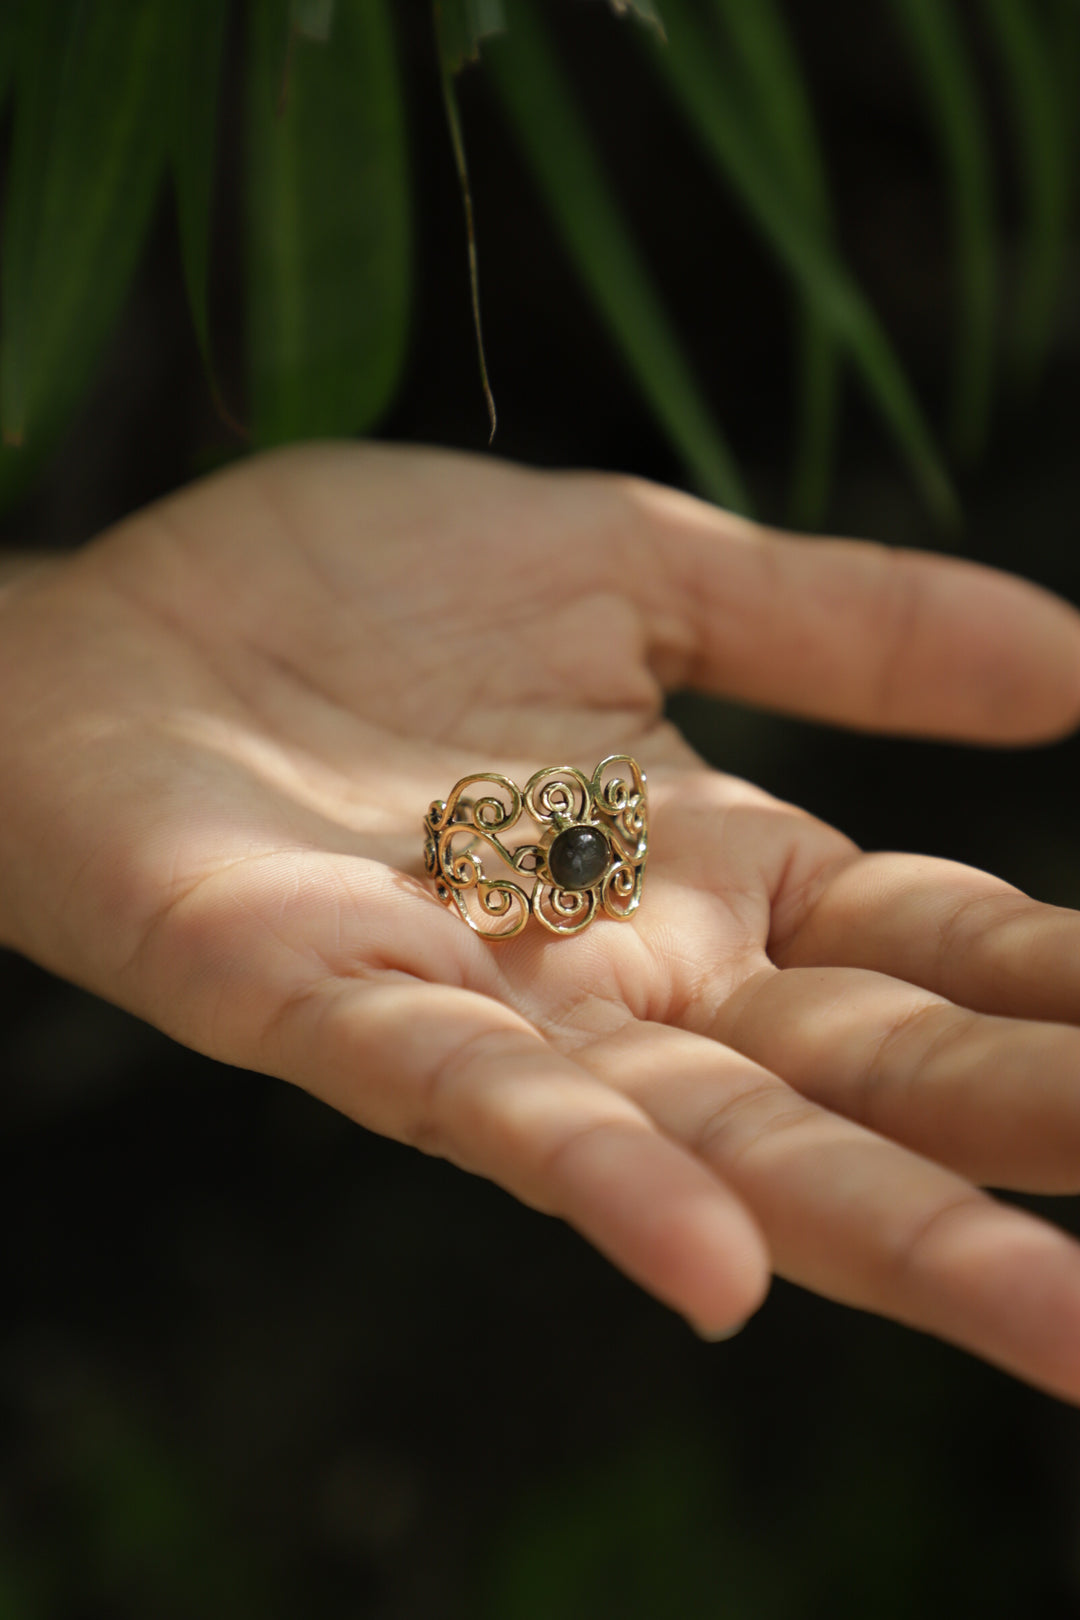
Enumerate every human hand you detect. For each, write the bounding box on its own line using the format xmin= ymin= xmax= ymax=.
xmin=4 ymin=443 xmax=1080 ymax=1398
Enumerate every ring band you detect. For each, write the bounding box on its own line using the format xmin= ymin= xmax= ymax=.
xmin=423 ymin=756 xmax=648 ymax=941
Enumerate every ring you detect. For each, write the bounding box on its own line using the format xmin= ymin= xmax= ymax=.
xmin=423 ymin=756 xmax=648 ymax=941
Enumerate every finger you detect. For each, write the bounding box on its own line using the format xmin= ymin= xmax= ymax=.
xmin=698 ymin=962 xmax=1080 ymax=1193
xmin=275 ymin=976 xmax=770 ymax=1336
xmin=773 ymin=850 xmax=1080 ymax=1024
xmin=584 ymin=1020 xmax=1080 ymax=1405
xmin=167 ymin=853 xmax=771 ymax=1338
xmin=623 ymin=482 xmax=1080 ymax=741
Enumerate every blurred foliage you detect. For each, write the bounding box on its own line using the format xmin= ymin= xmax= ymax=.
xmin=476 ymin=1402 xmax=1038 ymax=1620
xmin=0 ymin=1361 xmax=270 ymax=1619
xmin=480 ymin=1430 xmax=790 ymax=1620
xmin=0 ymin=0 xmax=169 ymax=503
xmin=486 ymin=0 xmax=750 ymax=511
xmin=0 ymin=0 xmax=1075 ymax=525
xmin=888 ymin=0 xmax=996 ymax=460
xmin=0 ymin=6 xmax=1079 ymax=1618
xmin=5 ymin=999 xmax=1076 ymax=1619
xmin=981 ymin=0 xmax=1073 ymax=387
xmin=246 ymin=0 xmax=409 ymax=446
xmin=433 ymin=0 xmax=503 ymax=438
xmin=170 ymin=0 xmax=231 ymax=423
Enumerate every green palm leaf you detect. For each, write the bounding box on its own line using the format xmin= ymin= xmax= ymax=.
xmin=486 ymin=0 xmax=752 ymax=515
xmin=0 ymin=0 xmax=169 ymax=497
xmin=709 ymin=0 xmax=840 ymax=527
xmin=170 ymin=0 xmax=232 ymax=423
xmin=1049 ymin=0 xmax=1080 ymax=152
xmin=890 ymin=0 xmax=997 ymax=459
xmin=608 ymin=0 xmax=665 ymax=31
xmin=434 ymin=0 xmax=505 ymax=439
xmin=0 ymin=0 xmax=22 ymax=110
xmin=650 ymin=0 xmax=958 ymax=527
xmin=437 ymin=0 xmax=505 ymax=69
xmin=980 ymin=0 xmax=1071 ymax=387
xmin=246 ymin=0 xmax=410 ymax=445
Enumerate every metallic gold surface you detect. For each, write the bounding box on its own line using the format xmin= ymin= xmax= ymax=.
xmin=423 ymin=756 xmax=648 ymax=941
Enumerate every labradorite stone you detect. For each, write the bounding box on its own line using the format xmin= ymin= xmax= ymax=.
xmin=548 ymin=825 xmax=609 ymax=891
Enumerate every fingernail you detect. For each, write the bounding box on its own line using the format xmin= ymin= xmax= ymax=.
xmin=689 ymin=1318 xmax=747 ymax=1343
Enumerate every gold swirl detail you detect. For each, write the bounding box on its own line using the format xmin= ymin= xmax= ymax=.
xmin=601 ymin=859 xmax=644 ymax=920
xmin=523 ymin=765 xmax=592 ymax=827
xmin=531 ymin=882 xmax=599 ymax=936
xmin=427 ymin=773 xmax=522 ymax=836
xmin=425 ymin=759 xmax=647 ymax=941
xmin=434 ymin=822 xmax=530 ymax=940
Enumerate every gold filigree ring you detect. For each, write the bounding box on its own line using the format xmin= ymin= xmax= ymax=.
xmin=423 ymin=756 xmax=648 ymax=941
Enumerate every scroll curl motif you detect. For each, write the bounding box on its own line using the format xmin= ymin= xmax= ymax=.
xmin=524 ymin=766 xmax=591 ymax=827
xmin=427 ymin=772 xmax=522 ymax=836
xmin=424 ymin=757 xmax=648 ymax=941
xmin=601 ymin=859 xmax=643 ymax=920
xmin=424 ymin=787 xmax=531 ymax=940
xmin=532 ymin=881 xmax=598 ymax=936
xmin=592 ymin=755 xmax=648 ymax=859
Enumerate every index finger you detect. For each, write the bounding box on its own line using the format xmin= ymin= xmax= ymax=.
xmin=622 ymin=481 xmax=1080 ymax=742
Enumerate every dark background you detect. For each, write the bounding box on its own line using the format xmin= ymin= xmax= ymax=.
xmin=2 ymin=3 xmax=1080 ymax=1615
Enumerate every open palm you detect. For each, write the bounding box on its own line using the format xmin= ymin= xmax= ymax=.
xmin=5 ymin=443 xmax=1080 ymax=1400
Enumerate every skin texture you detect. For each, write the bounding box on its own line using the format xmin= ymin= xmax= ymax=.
xmin=4 ymin=443 xmax=1080 ymax=1397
